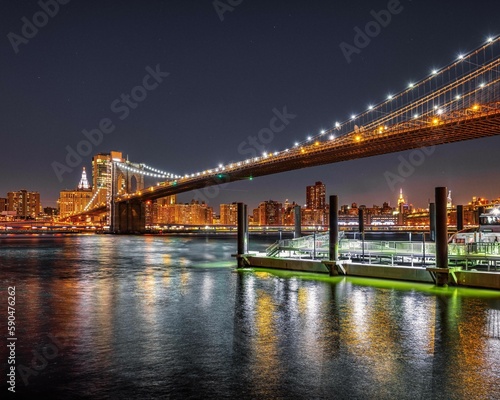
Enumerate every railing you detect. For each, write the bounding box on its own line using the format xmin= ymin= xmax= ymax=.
xmin=266 ymin=235 xmax=500 ymax=269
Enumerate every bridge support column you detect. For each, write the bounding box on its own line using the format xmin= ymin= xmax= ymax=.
xmin=113 ymin=200 xmax=146 ymax=234
xmin=328 ymin=195 xmax=339 ymax=276
xmin=456 ymin=205 xmax=464 ymax=232
xmin=294 ymin=205 xmax=301 ymax=239
xmin=237 ymin=202 xmax=248 ymax=268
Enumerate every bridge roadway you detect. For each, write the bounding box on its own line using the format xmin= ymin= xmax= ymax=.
xmin=125 ymin=104 xmax=500 ymax=200
xmin=80 ymin=102 xmax=500 ymax=217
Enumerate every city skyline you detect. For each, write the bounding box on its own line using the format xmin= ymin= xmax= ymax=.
xmin=2 ymin=2 xmax=500 ymax=210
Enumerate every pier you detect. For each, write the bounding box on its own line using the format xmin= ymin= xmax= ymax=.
xmin=236 ymin=189 xmax=500 ymax=291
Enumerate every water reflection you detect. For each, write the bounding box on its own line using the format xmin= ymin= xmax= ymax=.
xmin=1 ymin=236 xmax=499 ymax=399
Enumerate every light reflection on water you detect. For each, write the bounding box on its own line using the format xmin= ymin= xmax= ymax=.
xmin=1 ymin=235 xmax=500 ymax=399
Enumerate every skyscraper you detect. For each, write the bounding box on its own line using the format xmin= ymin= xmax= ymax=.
xmin=306 ymin=181 xmax=326 ymax=210
xmin=58 ymin=168 xmax=93 ymax=218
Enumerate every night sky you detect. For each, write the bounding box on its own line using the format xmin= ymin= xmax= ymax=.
xmin=2 ymin=0 xmax=500 ymax=211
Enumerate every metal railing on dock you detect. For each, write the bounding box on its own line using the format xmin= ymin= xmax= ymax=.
xmin=265 ymin=234 xmax=500 ymax=270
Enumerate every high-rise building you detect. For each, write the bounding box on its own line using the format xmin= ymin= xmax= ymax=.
xmin=153 ymin=196 xmax=177 ymax=224
xmin=152 ymin=199 xmax=212 ymax=225
xmin=306 ymin=181 xmax=326 ymax=210
xmin=92 ymin=151 xmax=124 ymax=206
xmin=258 ymin=200 xmax=282 ymax=225
xmin=58 ymin=168 xmax=93 ymax=218
xmin=0 ymin=198 xmax=6 ymax=212
xmin=7 ymin=190 xmax=41 ymax=218
xmin=220 ymin=202 xmax=238 ymax=225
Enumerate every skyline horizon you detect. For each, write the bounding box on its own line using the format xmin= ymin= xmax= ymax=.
xmin=3 ymin=2 xmax=500 ymax=213
xmin=4 ymin=162 xmax=500 ymax=214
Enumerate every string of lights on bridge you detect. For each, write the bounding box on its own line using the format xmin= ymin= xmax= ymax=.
xmin=102 ymin=34 xmax=500 ymax=200
xmin=154 ymin=35 xmax=499 ymax=182
xmin=116 ymin=162 xmax=180 ymax=179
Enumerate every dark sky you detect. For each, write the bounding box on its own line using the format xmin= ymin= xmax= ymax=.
xmin=2 ymin=0 xmax=500 ymax=211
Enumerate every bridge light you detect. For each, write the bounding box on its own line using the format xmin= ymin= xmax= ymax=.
xmin=431 ymin=69 xmax=438 ymax=75
xmin=307 ymin=136 xmax=312 ymax=141
xmin=378 ymin=127 xmax=384 ymax=133
xmin=300 ymin=148 xmax=305 ymax=154
xmin=320 ymin=130 xmax=325 ymax=135
xmin=432 ymin=118 xmax=439 ymax=125
xmin=436 ymin=108 xmax=443 ymax=115
xmin=355 ymin=135 xmax=361 ymax=142
xmin=368 ymin=105 xmax=373 ymax=110
xmin=487 ymin=37 xmax=494 ymax=43
xmin=329 ymin=134 xmax=334 ymax=140
xmin=458 ymin=54 xmax=464 ymax=60
xmin=314 ymin=141 xmax=320 ymax=146
xmin=387 ymin=95 xmax=393 ymax=100
xmin=413 ymin=114 xmax=419 ymax=119
xmin=335 ymin=122 xmax=340 ymax=128
xmin=472 ymin=104 xmax=480 ymax=111
xmin=294 ymin=142 xmax=299 ymax=147
xmin=408 ymin=83 xmax=414 ymax=88
xmin=350 ymin=114 xmax=356 ymax=120
xmin=479 ymin=82 xmax=485 ymax=88
xmin=455 ymin=94 xmax=461 ymax=100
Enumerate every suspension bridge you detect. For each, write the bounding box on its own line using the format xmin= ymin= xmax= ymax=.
xmin=66 ymin=37 xmax=500 ymax=233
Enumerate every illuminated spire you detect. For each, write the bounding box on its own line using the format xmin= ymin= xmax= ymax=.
xmin=447 ymin=190 xmax=452 ymax=208
xmin=397 ymin=188 xmax=405 ymax=206
xmin=78 ymin=167 xmax=90 ymax=190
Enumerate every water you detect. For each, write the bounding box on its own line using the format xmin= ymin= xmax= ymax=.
xmin=1 ymin=235 xmax=500 ymax=399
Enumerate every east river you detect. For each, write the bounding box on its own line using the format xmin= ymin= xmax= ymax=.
xmin=1 ymin=235 xmax=500 ymax=399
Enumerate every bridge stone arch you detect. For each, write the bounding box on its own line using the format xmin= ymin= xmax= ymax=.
xmin=114 ymin=163 xmax=145 ymax=195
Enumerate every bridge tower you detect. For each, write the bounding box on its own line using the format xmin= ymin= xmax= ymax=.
xmin=109 ymin=160 xmax=146 ymax=233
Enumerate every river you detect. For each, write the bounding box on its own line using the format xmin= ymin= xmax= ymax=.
xmin=1 ymin=234 xmax=500 ymax=399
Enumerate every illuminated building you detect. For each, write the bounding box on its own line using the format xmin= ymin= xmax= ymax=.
xmin=306 ymin=181 xmax=326 ymax=210
xmin=220 ymin=202 xmax=238 ymax=225
xmin=258 ymin=200 xmax=282 ymax=225
xmin=7 ymin=190 xmax=41 ymax=219
xmin=153 ymin=199 xmax=213 ymax=225
xmin=304 ymin=181 xmax=327 ymax=225
xmin=153 ymin=195 xmax=177 ymax=224
xmin=58 ymin=168 xmax=93 ymax=218
xmin=0 ymin=198 xmax=6 ymax=212
xmin=91 ymin=151 xmax=124 ymax=206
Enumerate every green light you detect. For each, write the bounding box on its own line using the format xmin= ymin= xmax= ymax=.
xmin=172 ymin=181 xmax=177 ymax=186
xmin=218 ymin=174 xmax=222 ymax=178
xmin=249 ymin=176 xmax=253 ymax=180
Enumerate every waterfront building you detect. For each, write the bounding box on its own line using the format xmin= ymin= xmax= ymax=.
xmin=153 ymin=199 xmax=213 ymax=225
xmin=220 ymin=202 xmax=238 ymax=225
xmin=7 ymin=190 xmax=41 ymax=219
xmin=306 ymin=181 xmax=326 ymax=210
xmin=257 ymin=200 xmax=282 ymax=225
xmin=58 ymin=168 xmax=93 ymax=218
xmin=91 ymin=151 xmax=124 ymax=207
